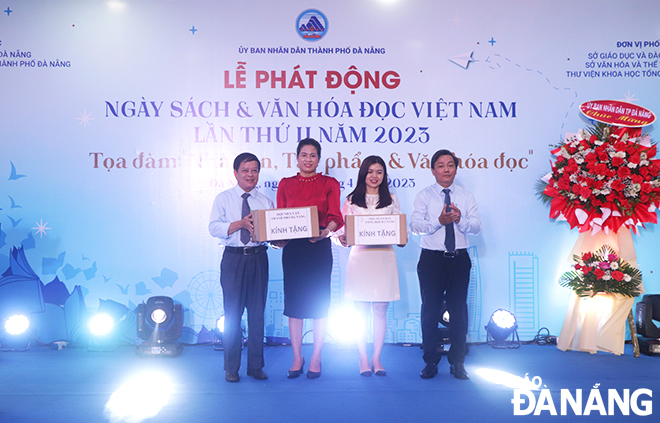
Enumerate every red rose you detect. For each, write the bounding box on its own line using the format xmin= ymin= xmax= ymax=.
xmin=641 ymin=183 xmax=652 ymax=193
xmin=582 ymin=252 xmax=592 ymax=261
xmin=580 ymin=186 xmax=592 ymax=199
xmin=615 ymin=142 xmax=628 ymax=152
xmin=612 ymin=156 xmax=624 ymax=167
xmin=611 ymin=179 xmax=625 ymax=192
xmin=631 ymin=174 xmax=643 ymax=184
xmin=640 ymin=167 xmax=650 ymax=177
xmin=582 ymin=267 xmax=591 ymax=275
xmin=594 ymin=268 xmax=606 ymax=279
xmin=611 ymin=270 xmax=625 ymax=281
xmin=572 ymin=184 xmax=582 ymax=195
xmin=597 ymin=151 xmax=609 ymax=162
xmin=556 ymin=156 xmax=566 ymax=164
xmin=617 ymin=166 xmax=631 ymax=179
xmin=629 ymin=153 xmax=641 ymax=164
xmin=594 ymin=164 xmax=609 ymax=176
xmin=593 ymin=180 xmax=605 ymax=190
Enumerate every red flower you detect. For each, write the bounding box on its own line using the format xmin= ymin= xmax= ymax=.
xmin=608 ymin=254 xmax=618 ymax=261
xmin=629 ymin=153 xmax=641 ymax=164
xmin=615 ymin=142 xmax=628 ymax=152
xmin=617 ymin=166 xmax=631 ymax=179
xmin=611 ymin=179 xmax=625 ymax=192
xmin=582 ymin=252 xmax=592 ymax=261
xmin=611 ymin=156 xmax=624 ymax=167
xmin=580 ymin=186 xmax=592 ymax=199
xmin=594 ymin=268 xmax=606 ymax=279
xmin=611 ymin=270 xmax=625 ymax=281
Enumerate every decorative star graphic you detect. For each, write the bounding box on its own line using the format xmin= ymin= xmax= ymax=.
xmin=76 ymin=110 xmax=94 ymax=128
xmin=4 ymin=7 xmax=12 ymax=16
xmin=488 ymin=37 xmax=497 ymax=46
xmin=190 ymin=26 xmax=198 ymax=35
xmin=450 ymin=12 xmax=464 ymax=26
xmin=621 ymin=91 xmax=637 ymax=103
xmin=32 ymin=218 xmax=51 ymax=238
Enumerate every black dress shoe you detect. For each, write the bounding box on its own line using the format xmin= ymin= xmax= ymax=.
xmin=450 ymin=363 xmax=469 ymax=380
xmin=247 ymin=368 xmax=268 ymax=380
xmin=225 ymin=371 xmax=240 ymax=383
xmin=420 ymin=362 xmax=438 ymax=379
xmin=287 ymin=359 xmax=305 ymax=379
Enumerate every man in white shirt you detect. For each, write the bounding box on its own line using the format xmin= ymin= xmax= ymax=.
xmin=410 ymin=149 xmax=481 ymax=380
xmin=209 ymin=153 xmax=274 ymax=382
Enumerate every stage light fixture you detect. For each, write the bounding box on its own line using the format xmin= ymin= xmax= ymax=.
xmin=485 ymin=309 xmax=520 ymax=349
xmin=635 ymin=294 xmax=660 ymax=355
xmin=212 ymin=316 xmax=225 ymax=351
xmin=135 ymin=296 xmax=183 ymax=357
xmin=89 ymin=313 xmax=114 ymax=336
xmin=88 ymin=313 xmax=116 ymax=352
xmin=5 ymin=314 xmax=29 ymax=335
xmin=1 ymin=314 xmax=33 ymax=351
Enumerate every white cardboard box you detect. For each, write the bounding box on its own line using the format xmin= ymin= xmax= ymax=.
xmin=345 ymin=214 xmax=407 ymax=246
xmin=252 ymin=206 xmax=320 ymax=242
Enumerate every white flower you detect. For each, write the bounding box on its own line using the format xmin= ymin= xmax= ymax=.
xmin=624 ymin=274 xmax=632 ymax=282
xmin=627 ymin=162 xmax=638 ymax=169
xmin=610 ymin=262 xmax=619 ymax=270
xmin=615 ymin=151 xmax=626 ymax=158
xmin=602 ymin=274 xmax=612 ymax=281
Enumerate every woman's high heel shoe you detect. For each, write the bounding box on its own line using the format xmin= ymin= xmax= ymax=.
xmin=287 ymin=358 xmax=305 ymax=379
xmin=306 ymin=364 xmax=321 ymax=379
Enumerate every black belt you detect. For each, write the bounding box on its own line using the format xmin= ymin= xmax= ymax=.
xmin=224 ymin=245 xmax=268 ymax=255
xmin=423 ymin=248 xmax=467 ymax=258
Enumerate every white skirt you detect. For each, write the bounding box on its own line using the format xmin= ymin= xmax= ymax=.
xmin=343 ymin=245 xmax=400 ymax=302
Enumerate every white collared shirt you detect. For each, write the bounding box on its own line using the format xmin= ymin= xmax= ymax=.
xmin=410 ymin=182 xmax=481 ymax=251
xmin=209 ymin=184 xmax=275 ymax=247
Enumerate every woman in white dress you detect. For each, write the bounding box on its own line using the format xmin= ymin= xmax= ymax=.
xmin=337 ymin=155 xmax=404 ymax=376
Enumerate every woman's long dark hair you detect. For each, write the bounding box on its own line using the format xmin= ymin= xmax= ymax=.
xmin=347 ymin=155 xmax=392 ymax=209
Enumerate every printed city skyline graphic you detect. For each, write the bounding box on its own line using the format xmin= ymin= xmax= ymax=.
xmin=509 ymin=251 xmax=540 ymax=340
xmin=262 ymin=245 xmax=483 ymax=344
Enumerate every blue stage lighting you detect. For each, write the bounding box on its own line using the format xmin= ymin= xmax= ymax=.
xmin=89 ymin=313 xmax=115 ymax=336
xmin=485 ymin=309 xmax=520 ymax=349
xmin=1 ymin=314 xmax=33 ymax=351
xmin=5 ymin=314 xmax=29 ymax=335
xmin=135 ymin=296 xmax=183 ymax=357
xmin=88 ymin=313 xmax=117 ymax=352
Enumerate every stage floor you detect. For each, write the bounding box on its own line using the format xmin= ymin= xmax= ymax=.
xmin=1 ymin=342 xmax=657 ymax=422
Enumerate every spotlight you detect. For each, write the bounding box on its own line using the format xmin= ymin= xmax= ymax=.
xmin=5 ymin=314 xmax=29 ymax=335
xmin=88 ymin=313 xmax=116 ymax=352
xmin=135 ymin=296 xmax=183 ymax=357
xmin=436 ymin=300 xmax=451 ymax=353
xmin=635 ymin=294 xmax=660 ymax=355
xmin=212 ymin=316 xmax=225 ymax=351
xmin=485 ymin=309 xmax=520 ymax=349
xmin=328 ymin=305 xmax=364 ymax=344
xmin=1 ymin=314 xmax=33 ymax=351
